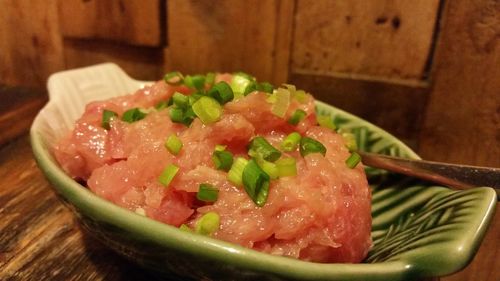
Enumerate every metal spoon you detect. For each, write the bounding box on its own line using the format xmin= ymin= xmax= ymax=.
xmin=358 ymin=151 xmax=500 ymax=198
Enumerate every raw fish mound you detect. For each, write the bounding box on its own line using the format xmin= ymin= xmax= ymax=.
xmin=54 ymin=73 xmax=372 ymax=263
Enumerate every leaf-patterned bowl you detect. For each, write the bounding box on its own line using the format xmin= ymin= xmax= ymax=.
xmin=31 ymin=63 xmax=497 ymax=281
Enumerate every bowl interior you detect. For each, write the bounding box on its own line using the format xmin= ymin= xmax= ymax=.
xmin=31 ymin=63 xmax=497 ymax=281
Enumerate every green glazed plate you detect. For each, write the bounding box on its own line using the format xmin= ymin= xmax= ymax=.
xmin=31 ymin=63 xmax=497 ymax=281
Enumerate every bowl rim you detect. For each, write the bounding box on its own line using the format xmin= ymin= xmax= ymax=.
xmin=30 ymin=63 xmax=498 ymax=281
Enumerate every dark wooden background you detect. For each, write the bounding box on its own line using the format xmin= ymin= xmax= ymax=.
xmin=0 ymin=0 xmax=498 ymax=280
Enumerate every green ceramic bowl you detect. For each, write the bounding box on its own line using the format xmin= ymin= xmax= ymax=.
xmin=31 ymin=63 xmax=497 ymax=281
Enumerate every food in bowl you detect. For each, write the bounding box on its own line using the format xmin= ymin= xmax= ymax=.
xmin=53 ymin=71 xmax=372 ymax=263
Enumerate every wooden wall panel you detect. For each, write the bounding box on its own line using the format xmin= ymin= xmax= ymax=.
xmin=291 ymin=0 xmax=440 ymax=84
xmin=165 ymin=0 xmax=294 ymax=84
xmin=57 ymin=0 xmax=163 ymax=47
xmin=63 ymin=39 xmax=164 ymax=82
xmin=419 ymin=1 xmax=499 ymax=280
xmin=290 ymin=74 xmax=427 ymax=146
xmin=0 ymin=0 xmax=64 ymax=88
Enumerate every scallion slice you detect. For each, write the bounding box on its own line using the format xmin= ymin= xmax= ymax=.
xmin=282 ymin=83 xmax=296 ymax=92
xmin=317 ymin=115 xmax=336 ymax=130
xmin=243 ymin=82 xmax=257 ymax=96
xmin=165 ymin=134 xmax=183 ymax=155
xmin=195 ymin=212 xmax=220 ymax=236
xmin=172 ymin=92 xmax=189 ymax=108
xmin=192 ymin=96 xmax=222 ymax=124
xmin=212 ymin=150 xmax=234 ymax=171
xmin=346 ymin=152 xmax=361 ymax=169
xmin=258 ymin=82 xmax=274 ymax=94
xmin=256 ymin=158 xmax=278 ymax=179
xmin=300 ymin=137 xmax=327 ymax=157
xmin=276 ymin=157 xmax=297 ymax=177
xmin=184 ymin=75 xmax=206 ymax=90
xmin=205 ymin=72 xmax=216 ymax=87
xmin=288 ymin=109 xmax=307 ymax=125
xmin=101 ymin=109 xmax=117 ymax=130
xmin=215 ymin=144 xmax=227 ymax=151
xmin=242 ymin=159 xmax=270 ymax=207
xmin=122 ymin=108 xmax=147 ymax=123
xmin=196 ymin=183 xmax=219 ymax=202
xmin=340 ymin=131 xmax=358 ymax=152
xmin=158 ymin=164 xmax=179 ymax=187
xmin=281 ymin=132 xmax=301 ymax=152
xmin=208 ymin=81 xmax=234 ymax=104
xmin=230 ymin=72 xmax=255 ymax=98
xmin=163 ymin=71 xmax=184 ymax=85
xmin=271 ymin=87 xmax=291 ymax=118
xmin=169 ymin=106 xmax=184 ymax=123
xmin=248 ymin=136 xmax=281 ymax=162
xmin=188 ymin=93 xmax=203 ymax=105
xmin=227 ymin=157 xmax=249 ymax=186
xmin=293 ymin=90 xmax=308 ymax=103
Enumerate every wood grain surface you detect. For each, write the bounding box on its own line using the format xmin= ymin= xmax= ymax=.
xmin=165 ymin=0 xmax=295 ymax=84
xmin=291 ymin=0 xmax=440 ymax=84
xmin=0 ymin=0 xmax=64 ymax=87
xmin=57 ymin=0 xmax=164 ymax=47
xmin=419 ymin=1 xmax=500 ymax=281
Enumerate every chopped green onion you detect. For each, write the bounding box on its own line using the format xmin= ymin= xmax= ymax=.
xmin=215 ymin=144 xmax=226 ymax=151
xmin=208 ymin=81 xmax=234 ymax=104
xmin=258 ymin=82 xmax=274 ymax=94
xmin=271 ymin=87 xmax=291 ymax=118
xmin=293 ymin=90 xmax=308 ymax=103
xmin=256 ymin=158 xmax=279 ymax=179
xmin=248 ymin=136 xmax=281 ymax=162
xmin=188 ymin=92 xmax=203 ymax=105
xmin=281 ymin=132 xmax=301 ymax=152
xmin=164 ymin=71 xmax=184 ymax=85
xmin=346 ymin=152 xmax=361 ymax=169
xmin=101 ymin=109 xmax=117 ymax=130
xmin=158 ymin=164 xmax=179 ymax=187
xmin=179 ymin=224 xmax=192 ymax=232
xmin=205 ymin=72 xmax=216 ymax=87
xmin=317 ymin=115 xmax=336 ymax=130
xmin=192 ymin=96 xmax=222 ymax=124
xmin=155 ymin=100 xmax=168 ymax=110
xmin=341 ymin=131 xmax=358 ymax=152
xmin=288 ymin=109 xmax=307 ymax=125
xmin=184 ymin=75 xmax=206 ymax=90
xmin=231 ymin=72 xmax=255 ymax=98
xmin=242 ymin=159 xmax=270 ymax=207
xmin=243 ymin=82 xmax=257 ymax=96
xmin=227 ymin=157 xmax=249 ymax=186
xmin=122 ymin=108 xmax=147 ymax=123
xmin=300 ymin=137 xmax=327 ymax=157
xmin=196 ymin=183 xmax=219 ymax=202
xmin=276 ymin=157 xmax=297 ymax=177
xmin=169 ymin=106 xmax=184 ymax=123
xmin=195 ymin=211 xmax=220 ymax=236
xmin=165 ymin=134 xmax=183 ymax=155
xmin=212 ymin=150 xmax=234 ymax=171
xmin=266 ymin=93 xmax=277 ymax=104
xmin=172 ymin=92 xmax=189 ymax=108
xmin=183 ymin=106 xmax=196 ymax=120
xmin=243 ymin=81 xmax=273 ymax=95
xmin=282 ymin=83 xmax=296 ymax=92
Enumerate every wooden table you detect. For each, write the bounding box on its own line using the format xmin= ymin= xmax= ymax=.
xmin=0 ymin=87 xmax=495 ymax=281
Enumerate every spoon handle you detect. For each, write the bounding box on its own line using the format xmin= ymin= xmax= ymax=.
xmin=358 ymin=152 xmax=500 ymax=197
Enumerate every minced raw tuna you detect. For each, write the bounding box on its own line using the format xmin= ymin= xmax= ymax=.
xmin=54 ymin=72 xmax=372 ymax=263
